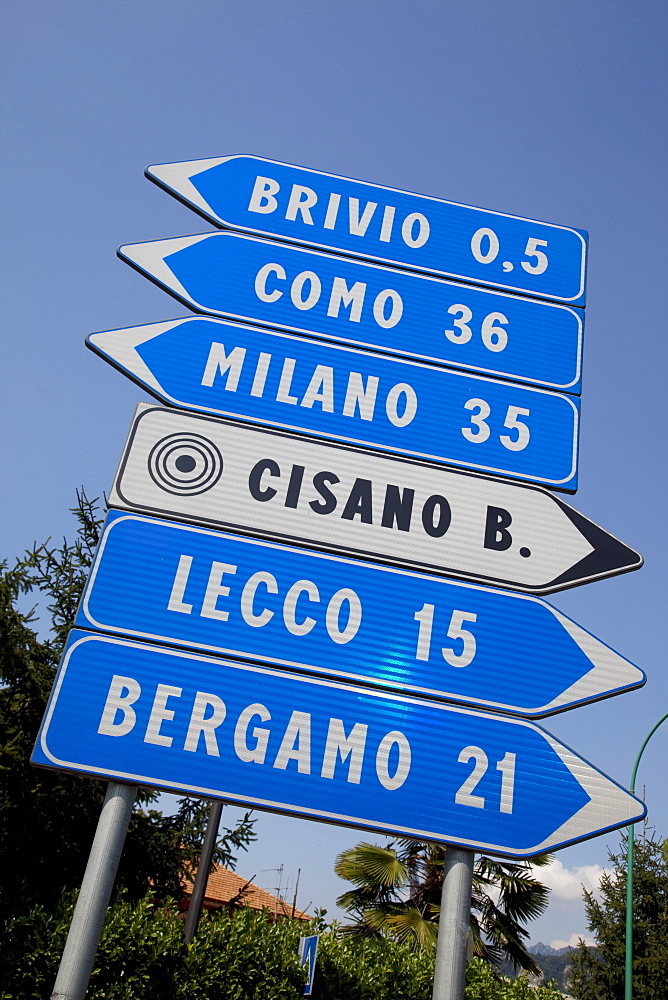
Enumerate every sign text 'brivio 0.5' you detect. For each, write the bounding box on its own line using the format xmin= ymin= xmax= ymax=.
xmin=109 ymin=404 xmax=641 ymax=595
xmin=33 ymin=631 xmax=644 ymax=858
xmin=145 ymin=156 xmax=587 ymax=304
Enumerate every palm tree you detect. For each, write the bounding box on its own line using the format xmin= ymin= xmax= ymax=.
xmin=335 ymin=839 xmax=552 ymax=974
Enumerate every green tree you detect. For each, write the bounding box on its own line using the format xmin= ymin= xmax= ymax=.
xmin=0 ymin=491 xmax=255 ymax=924
xmin=569 ymin=833 xmax=668 ymax=1000
xmin=335 ymin=838 xmax=552 ymax=974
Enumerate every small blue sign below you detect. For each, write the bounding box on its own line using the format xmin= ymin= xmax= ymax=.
xmin=88 ymin=316 xmax=580 ymax=491
xmin=33 ymin=630 xmax=645 ymax=858
xmin=145 ymin=155 xmax=587 ymax=305
xmin=298 ymin=935 xmax=319 ymax=996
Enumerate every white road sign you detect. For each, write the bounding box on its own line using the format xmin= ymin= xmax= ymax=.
xmin=109 ymin=405 xmax=641 ymax=594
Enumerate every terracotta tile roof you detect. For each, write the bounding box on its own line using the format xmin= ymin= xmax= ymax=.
xmin=183 ymin=864 xmax=310 ymax=921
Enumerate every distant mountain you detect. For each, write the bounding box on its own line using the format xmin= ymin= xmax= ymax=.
xmin=532 ymin=952 xmax=573 ymax=989
xmin=530 ymin=941 xmax=558 ymax=955
xmin=499 ymin=943 xmax=597 ymax=990
xmin=530 ymin=941 xmax=575 ymax=956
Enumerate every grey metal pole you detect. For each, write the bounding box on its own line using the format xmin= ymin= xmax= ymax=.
xmin=183 ymin=800 xmax=224 ymax=945
xmin=432 ymin=847 xmax=474 ymax=1000
xmin=51 ymin=781 xmax=137 ymax=1000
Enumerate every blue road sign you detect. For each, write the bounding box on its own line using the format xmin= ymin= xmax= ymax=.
xmin=109 ymin=405 xmax=642 ymax=595
xmin=88 ymin=317 xmax=580 ymax=490
xmin=298 ymin=936 xmax=319 ymax=996
xmin=33 ymin=630 xmax=644 ymax=858
xmin=145 ymin=156 xmax=587 ymax=305
xmin=117 ymin=232 xmax=583 ymax=393
xmin=78 ymin=511 xmax=645 ymax=718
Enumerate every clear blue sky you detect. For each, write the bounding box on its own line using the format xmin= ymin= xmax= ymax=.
xmin=2 ymin=1 xmax=666 ymax=946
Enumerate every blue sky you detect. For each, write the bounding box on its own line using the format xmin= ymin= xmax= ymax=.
xmin=2 ymin=1 xmax=666 ymax=946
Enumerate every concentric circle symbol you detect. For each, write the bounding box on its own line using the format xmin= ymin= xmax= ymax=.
xmin=148 ymin=433 xmax=223 ymax=495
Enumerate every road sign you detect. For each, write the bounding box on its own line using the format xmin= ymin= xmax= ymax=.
xmin=145 ymin=156 xmax=587 ymax=305
xmin=117 ymin=232 xmax=583 ymax=393
xmin=109 ymin=404 xmax=641 ymax=595
xmin=88 ymin=317 xmax=580 ymax=490
xmin=33 ymin=630 xmax=645 ymax=858
xmin=298 ymin=936 xmax=319 ymax=996
xmin=77 ymin=511 xmax=645 ymax=717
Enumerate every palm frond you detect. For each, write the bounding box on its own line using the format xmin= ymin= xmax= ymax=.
xmin=335 ymin=838 xmax=550 ymax=969
xmin=335 ymin=842 xmax=407 ymax=889
xmin=339 ymin=902 xmax=407 ymax=938
xmin=469 ymin=913 xmax=505 ymax=968
xmin=386 ymin=906 xmax=439 ymax=951
xmin=477 ymin=903 xmax=541 ymax=975
xmin=526 ymin=852 xmax=554 ymax=868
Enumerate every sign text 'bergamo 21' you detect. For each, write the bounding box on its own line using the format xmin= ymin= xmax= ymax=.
xmin=32 ymin=630 xmax=643 ymax=858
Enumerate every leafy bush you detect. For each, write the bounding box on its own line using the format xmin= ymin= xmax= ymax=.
xmin=315 ymin=930 xmax=435 ymax=999
xmin=0 ymin=895 xmax=75 ymax=1000
xmin=0 ymin=894 xmax=305 ymax=1000
xmin=179 ymin=906 xmax=305 ymax=1000
xmin=0 ymin=893 xmax=565 ymax=1000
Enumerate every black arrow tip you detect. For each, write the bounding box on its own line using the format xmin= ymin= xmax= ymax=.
xmin=547 ymin=497 xmax=643 ymax=591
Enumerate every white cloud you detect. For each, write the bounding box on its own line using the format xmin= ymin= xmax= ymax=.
xmin=550 ymin=932 xmax=596 ymax=950
xmin=530 ymin=858 xmax=611 ymax=902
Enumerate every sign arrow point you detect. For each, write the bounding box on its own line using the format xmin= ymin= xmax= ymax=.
xmin=146 ymin=157 xmax=230 ymax=220
xmin=549 ymin=499 xmax=643 ymax=588
xmin=539 ymin=732 xmax=647 ymax=852
xmin=545 ymin=609 xmax=645 ymax=712
xmin=118 ymin=235 xmax=211 ymax=304
xmin=87 ymin=321 xmax=185 ymax=396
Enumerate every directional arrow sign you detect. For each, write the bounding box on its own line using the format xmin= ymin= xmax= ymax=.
xmin=109 ymin=404 xmax=642 ymax=594
xmin=33 ymin=630 xmax=645 ymax=857
xmin=88 ymin=318 xmax=580 ymax=490
xmin=117 ymin=232 xmax=584 ymax=393
xmin=145 ymin=156 xmax=587 ymax=305
xmin=78 ymin=511 xmax=645 ymax=717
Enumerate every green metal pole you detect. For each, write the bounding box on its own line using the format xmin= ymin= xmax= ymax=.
xmin=624 ymin=712 xmax=668 ymax=1000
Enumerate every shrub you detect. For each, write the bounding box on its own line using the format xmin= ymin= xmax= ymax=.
xmin=0 ymin=893 xmax=565 ymax=999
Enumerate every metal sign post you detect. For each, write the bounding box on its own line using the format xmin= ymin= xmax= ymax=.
xmin=183 ymin=800 xmax=224 ymax=945
xmin=433 ymin=848 xmax=475 ymax=1000
xmin=51 ymin=782 xmax=137 ymax=1000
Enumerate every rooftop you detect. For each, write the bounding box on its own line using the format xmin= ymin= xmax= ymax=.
xmin=182 ymin=864 xmax=310 ymax=921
